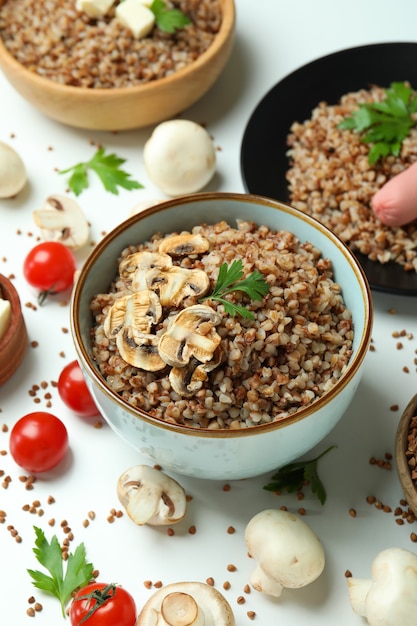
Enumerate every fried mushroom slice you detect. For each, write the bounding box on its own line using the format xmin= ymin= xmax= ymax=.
xmin=159 ymin=305 xmax=222 ymax=368
xmin=158 ymin=233 xmax=210 ymax=256
xmin=119 ymin=250 xmax=172 ymax=292
xmin=103 ymin=290 xmax=162 ymax=338
xmin=117 ymin=465 xmax=186 ymax=526
xmin=116 ymin=328 xmax=166 ymax=371
xmin=146 ymin=266 xmax=210 ymax=307
xmin=170 ymin=348 xmax=223 ymax=397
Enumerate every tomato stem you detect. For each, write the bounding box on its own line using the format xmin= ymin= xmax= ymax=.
xmin=76 ymin=583 xmax=117 ymax=624
xmin=37 ymin=284 xmax=58 ymax=306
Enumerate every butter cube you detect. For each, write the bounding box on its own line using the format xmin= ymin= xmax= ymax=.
xmin=0 ymin=299 xmax=11 ymax=342
xmin=75 ymin=0 xmax=115 ymax=18
xmin=116 ymin=0 xmax=155 ymax=39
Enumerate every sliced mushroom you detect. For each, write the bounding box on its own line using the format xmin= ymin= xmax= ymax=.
xmin=117 ymin=465 xmax=186 ymax=526
xmin=159 ymin=305 xmax=222 ymax=368
xmin=119 ymin=250 xmax=172 ymax=292
xmin=33 ymin=194 xmax=89 ymax=250
xmin=146 ymin=266 xmax=210 ymax=307
xmin=137 ymin=582 xmax=235 ymax=626
xmin=116 ymin=328 xmax=166 ymax=371
xmin=158 ymin=233 xmax=210 ymax=257
xmin=170 ymin=348 xmax=223 ymax=397
xmin=103 ymin=290 xmax=162 ymax=337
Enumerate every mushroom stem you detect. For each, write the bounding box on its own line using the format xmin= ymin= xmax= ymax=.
xmin=161 ymin=592 xmax=205 ymax=626
xmin=249 ymin=563 xmax=284 ymax=598
xmin=347 ymin=578 xmax=373 ymax=617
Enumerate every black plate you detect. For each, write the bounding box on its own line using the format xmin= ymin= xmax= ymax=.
xmin=240 ymin=42 xmax=417 ymax=296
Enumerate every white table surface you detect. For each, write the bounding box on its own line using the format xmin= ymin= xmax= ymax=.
xmin=1 ymin=1 xmax=417 ymax=623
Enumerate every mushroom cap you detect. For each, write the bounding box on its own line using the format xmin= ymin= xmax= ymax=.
xmin=351 ymin=547 xmax=417 ymax=626
xmin=143 ymin=119 xmax=217 ymax=197
xmin=245 ymin=509 xmax=325 ymax=593
xmin=137 ymin=581 xmax=235 ymax=626
xmin=0 ymin=140 xmax=26 ymax=198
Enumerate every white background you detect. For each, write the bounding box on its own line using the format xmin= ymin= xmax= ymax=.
xmin=1 ymin=0 xmax=417 ymax=624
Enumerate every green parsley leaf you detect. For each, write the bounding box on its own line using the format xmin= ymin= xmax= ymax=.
xmin=27 ymin=526 xmax=94 ymax=617
xmin=338 ymin=82 xmax=417 ymax=164
xmin=59 ymin=147 xmax=143 ymax=196
xmin=263 ymin=445 xmax=336 ymax=505
xmin=200 ymin=259 xmax=270 ymax=320
xmin=151 ymin=0 xmax=191 ymax=33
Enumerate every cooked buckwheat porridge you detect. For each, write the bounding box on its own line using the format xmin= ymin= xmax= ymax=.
xmin=90 ymin=220 xmax=354 ymax=430
xmin=286 ymin=86 xmax=417 ymax=272
xmin=0 ymin=0 xmax=221 ymax=88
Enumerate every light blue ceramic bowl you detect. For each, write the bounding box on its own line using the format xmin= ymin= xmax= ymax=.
xmin=71 ymin=193 xmax=372 ymax=480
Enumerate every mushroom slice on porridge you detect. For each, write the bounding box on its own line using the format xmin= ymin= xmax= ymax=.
xmin=159 ymin=305 xmax=222 ymax=368
xmin=103 ymin=290 xmax=162 ymax=337
xmin=119 ymin=250 xmax=173 ymax=292
xmin=145 ymin=266 xmax=210 ymax=307
xmin=158 ymin=232 xmax=210 ymax=256
xmin=116 ymin=328 xmax=166 ymax=371
xmin=170 ymin=347 xmax=223 ymax=397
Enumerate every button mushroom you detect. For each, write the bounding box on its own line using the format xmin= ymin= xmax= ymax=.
xmin=0 ymin=140 xmax=26 ymax=198
xmin=169 ymin=348 xmax=223 ymax=397
xmin=117 ymin=465 xmax=186 ymax=526
xmin=146 ymin=266 xmax=210 ymax=307
xmin=158 ymin=233 xmax=210 ymax=257
xmin=137 ymin=581 xmax=235 ymax=626
xmin=119 ymin=250 xmax=172 ymax=292
xmin=347 ymin=547 xmax=417 ymax=625
xmin=33 ymin=194 xmax=90 ymax=250
xmin=143 ymin=119 xmax=217 ymax=197
xmin=244 ymin=509 xmax=325 ymax=597
xmin=158 ymin=305 xmax=222 ymax=369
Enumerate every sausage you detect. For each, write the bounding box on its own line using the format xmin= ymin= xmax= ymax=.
xmin=372 ymin=161 xmax=417 ymax=227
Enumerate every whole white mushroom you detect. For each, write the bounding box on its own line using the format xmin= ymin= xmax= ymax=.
xmin=0 ymin=141 xmax=26 ymax=198
xmin=244 ymin=508 xmax=325 ymax=597
xmin=347 ymin=547 xmax=417 ymax=625
xmin=137 ymin=581 xmax=235 ymax=626
xmin=143 ymin=119 xmax=217 ymax=196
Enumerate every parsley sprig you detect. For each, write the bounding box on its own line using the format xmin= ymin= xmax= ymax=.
xmin=201 ymin=259 xmax=270 ymax=320
xmin=263 ymin=445 xmax=336 ymax=505
xmin=59 ymin=147 xmax=143 ymax=196
xmin=27 ymin=526 xmax=95 ymax=617
xmin=151 ymin=0 xmax=191 ymax=33
xmin=338 ymin=82 xmax=417 ymax=164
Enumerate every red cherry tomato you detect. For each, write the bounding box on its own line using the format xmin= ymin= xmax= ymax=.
xmin=58 ymin=360 xmax=100 ymax=417
xmin=70 ymin=583 xmax=136 ymax=626
xmin=9 ymin=412 xmax=69 ymax=472
xmin=23 ymin=241 xmax=76 ymax=295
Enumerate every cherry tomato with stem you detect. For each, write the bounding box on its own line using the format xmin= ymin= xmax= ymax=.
xmin=70 ymin=583 xmax=137 ymax=626
xmin=9 ymin=411 xmax=69 ymax=473
xmin=23 ymin=241 xmax=76 ymax=304
xmin=58 ymin=360 xmax=100 ymax=418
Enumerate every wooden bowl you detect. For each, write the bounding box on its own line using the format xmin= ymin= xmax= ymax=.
xmin=395 ymin=393 xmax=417 ymax=517
xmin=0 ymin=0 xmax=235 ymax=131
xmin=0 ymin=275 xmax=28 ymax=386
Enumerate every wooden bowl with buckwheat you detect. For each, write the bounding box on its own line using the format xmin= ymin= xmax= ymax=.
xmin=0 ymin=0 xmax=235 ymax=130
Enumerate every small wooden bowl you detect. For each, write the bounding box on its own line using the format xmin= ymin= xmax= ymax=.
xmin=395 ymin=393 xmax=417 ymax=517
xmin=0 ymin=0 xmax=235 ymax=131
xmin=0 ymin=275 xmax=28 ymax=385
